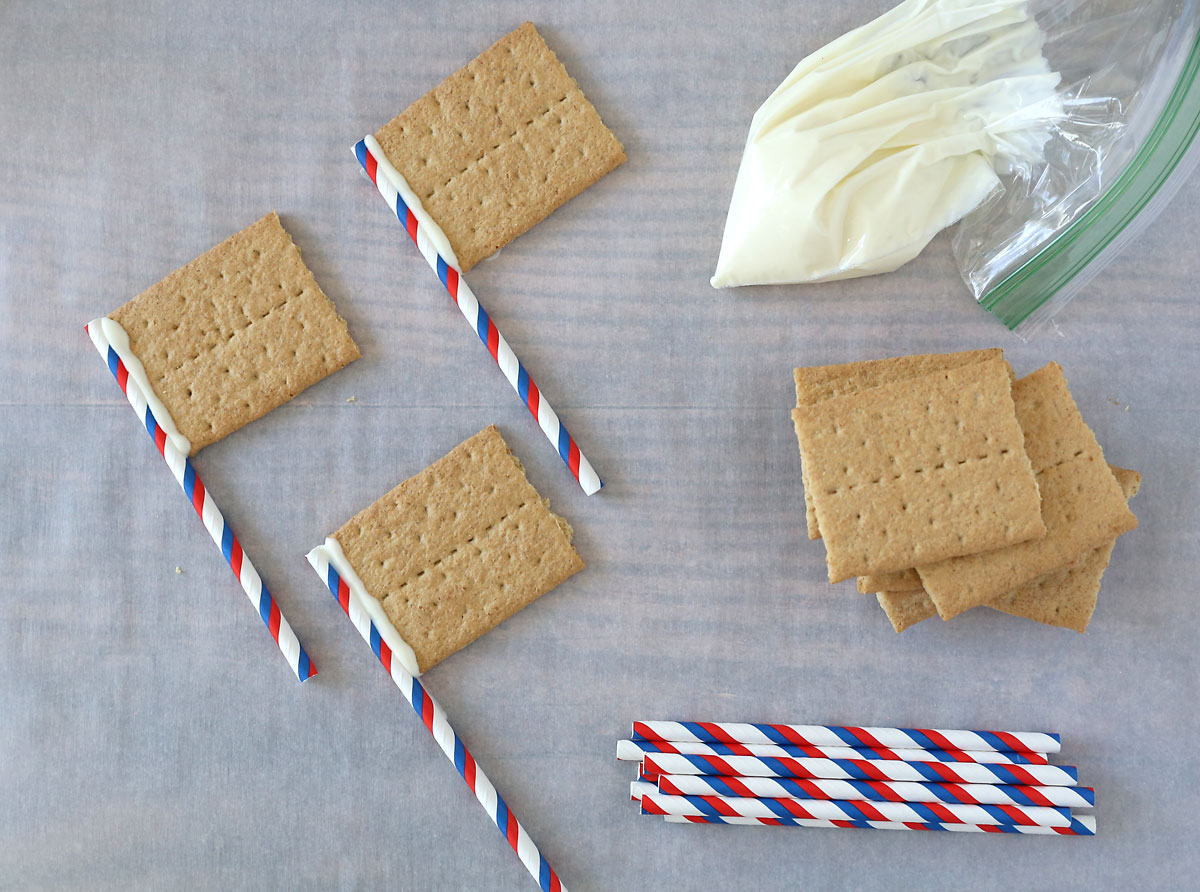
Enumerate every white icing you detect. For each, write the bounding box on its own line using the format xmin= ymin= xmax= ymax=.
xmin=363 ymin=134 xmax=460 ymax=270
xmin=711 ymin=0 xmax=1062 ymax=287
xmin=305 ymin=536 xmax=422 ymax=677
xmin=90 ymin=316 xmax=192 ymax=456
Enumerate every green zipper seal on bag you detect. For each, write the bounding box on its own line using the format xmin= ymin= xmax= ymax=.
xmin=981 ymin=28 xmax=1200 ymax=329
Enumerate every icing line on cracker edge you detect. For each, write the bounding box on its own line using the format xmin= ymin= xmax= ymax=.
xmin=90 ymin=317 xmax=192 ymax=456
xmin=306 ymin=537 xmax=423 ymax=677
xmin=361 ymin=134 xmax=460 ymax=270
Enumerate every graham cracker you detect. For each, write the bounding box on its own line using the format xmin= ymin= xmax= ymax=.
xmin=990 ymin=466 xmax=1140 ymax=631
xmin=108 ymin=212 xmax=360 ymax=455
xmin=792 ymin=357 xmax=1044 ymax=583
xmin=875 ymin=589 xmax=939 ymax=633
xmin=794 ymin=349 xmax=1003 ymax=540
xmin=373 ymin=22 xmax=626 ymax=272
xmin=876 ymin=466 xmax=1140 ymax=633
xmin=857 ymin=568 xmax=923 ymax=594
xmin=918 ymin=364 xmax=1137 ymax=620
xmin=331 ymin=425 xmax=584 ymax=673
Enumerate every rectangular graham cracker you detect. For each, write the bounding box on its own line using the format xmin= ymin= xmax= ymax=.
xmin=108 ymin=212 xmax=360 ymax=454
xmin=918 ymin=364 xmax=1138 ymax=620
xmin=991 ymin=466 xmax=1141 ymax=631
xmin=794 ymin=349 xmax=1003 ymax=540
xmin=858 ymin=568 xmax=923 ymax=594
xmin=877 ymin=466 xmax=1140 ymax=633
xmin=373 ymin=22 xmax=626 ymax=272
xmin=792 ymin=357 xmax=1044 ymax=583
xmin=331 ymin=425 xmax=584 ymax=673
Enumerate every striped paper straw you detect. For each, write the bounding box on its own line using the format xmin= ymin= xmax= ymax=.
xmin=654 ymin=774 xmax=1095 ymax=809
xmin=663 ymin=814 xmax=1096 ymax=836
xmin=616 ymin=738 xmax=1050 ymax=766
xmin=307 ymin=547 xmax=564 ymax=892
xmin=632 ymin=722 xmax=1059 ymax=754
xmin=640 ymin=753 xmax=1078 ymax=787
xmin=354 ymin=135 xmax=602 ymax=495
xmin=640 ymin=791 xmax=1072 ymax=827
xmin=85 ymin=319 xmax=315 ymax=682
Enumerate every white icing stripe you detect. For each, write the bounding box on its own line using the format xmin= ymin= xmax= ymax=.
xmin=91 ymin=317 xmax=193 ymax=456
xmin=363 ymin=133 xmax=460 ymax=270
xmin=305 ymin=536 xmax=422 ymax=677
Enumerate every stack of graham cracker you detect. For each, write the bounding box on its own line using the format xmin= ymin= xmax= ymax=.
xmin=790 ymin=350 xmax=1139 ymax=633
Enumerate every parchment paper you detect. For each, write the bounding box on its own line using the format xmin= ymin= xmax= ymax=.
xmin=2 ymin=1 xmax=1198 ymax=889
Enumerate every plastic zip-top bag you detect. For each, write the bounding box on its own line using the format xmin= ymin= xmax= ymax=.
xmin=955 ymin=0 xmax=1200 ymax=335
xmin=710 ymin=0 xmax=1200 ymax=336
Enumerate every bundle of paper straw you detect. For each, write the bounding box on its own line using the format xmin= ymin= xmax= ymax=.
xmin=620 ymin=721 xmax=1095 ymax=836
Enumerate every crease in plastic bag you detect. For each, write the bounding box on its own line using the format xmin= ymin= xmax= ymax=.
xmin=955 ymin=0 xmax=1200 ymax=336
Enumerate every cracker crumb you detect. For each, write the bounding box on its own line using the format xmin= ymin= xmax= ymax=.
xmin=346 ymin=395 xmax=358 ymax=403
xmin=175 ymin=567 xmax=183 ymax=575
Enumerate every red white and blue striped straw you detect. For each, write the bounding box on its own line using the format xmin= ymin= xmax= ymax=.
xmin=616 ymin=738 xmax=1051 ymax=766
xmin=306 ymin=546 xmax=564 ymax=892
xmin=640 ymin=753 xmax=1079 ymax=787
xmin=354 ymin=135 xmax=602 ymax=495
xmin=654 ymin=773 xmax=1095 ymax=809
xmin=85 ymin=319 xmax=315 ymax=682
xmin=631 ymin=722 xmax=1059 ymax=754
xmin=661 ymin=813 xmax=1097 ymax=836
xmin=639 ymin=791 xmax=1072 ymax=827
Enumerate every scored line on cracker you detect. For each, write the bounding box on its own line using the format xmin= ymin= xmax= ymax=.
xmin=355 ymin=23 xmax=623 ymax=495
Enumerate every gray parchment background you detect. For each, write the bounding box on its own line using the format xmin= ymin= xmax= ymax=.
xmin=2 ymin=1 xmax=1198 ymax=889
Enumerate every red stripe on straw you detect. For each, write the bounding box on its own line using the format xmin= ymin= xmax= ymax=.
xmin=1001 ymin=765 xmax=1039 ymax=786
xmin=505 ymin=810 xmax=519 ymax=848
xmin=710 ymin=797 xmax=740 ymax=817
xmin=938 ymin=782 xmax=972 ymax=804
xmin=568 ymin=440 xmax=581 ymax=477
xmin=697 ymin=722 xmax=737 ymax=745
xmin=991 ymin=731 xmax=1035 ymax=754
xmin=337 ymin=577 xmax=350 ymax=614
xmin=421 ymin=693 xmax=435 ymax=732
xmin=153 ymin=425 xmax=167 ymax=455
xmin=642 ymin=797 xmax=667 ymax=816
xmin=268 ymin=601 xmax=281 ymax=641
xmin=405 ymin=209 xmax=418 ymax=243
xmin=463 ymin=751 xmax=477 ymax=790
xmin=923 ymin=803 xmax=959 ymax=824
xmin=866 ymin=780 xmax=905 ymax=802
xmin=364 ymin=150 xmax=378 ymax=184
xmin=852 ymin=761 xmax=890 ymax=782
xmin=851 ymin=800 xmax=889 ymax=822
xmin=1016 ymin=786 xmax=1055 ymax=808
xmin=486 ymin=319 xmax=499 ymax=361
xmin=722 ymin=777 xmax=756 ymax=798
xmin=191 ymin=478 xmax=206 ymax=516
xmin=526 ymin=379 xmax=541 ymax=418
xmin=116 ymin=359 xmax=129 ymax=393
xmin=981 ymin=824 xmax=1004 ymax=833
xmin=446 ymin=266 xmax=460 ymax=304
xmin=230 ymin=538 xmax=244 ymax=580
xmin=995 ymin=804 xmax=1033 ymax=826
xmin=780 ymin=799 xmax=814 ymax=819
xmin=920 ymin=729 xmax=958 ymax=752
xmin=379 ymin=638 xmax=393 ymax=671
xmin=845 ymin=727 xmax=886 ymax=750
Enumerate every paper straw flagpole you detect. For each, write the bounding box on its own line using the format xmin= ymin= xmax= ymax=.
xmin=307 ymin=548 xmax=565 ymax=892
xmin=654 ymin=773 xmax=1095 ymax=809
xmin=354 ymin=135 xmax=602 ymax=496
xmin=616 ymin=738 xmax=1051 ymax=766
xmin=85 ymin=320 xmax=315 ymax=682
xmin=631 ymin=722 xmax=1059 ymax=755
xmin=662 ymin=813 xmax=1097 ymax=836
xmin=640 ymin=791 xmax=1072 ymax=828
xmin=640 ymin=753 xmax=1079 ymax=787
